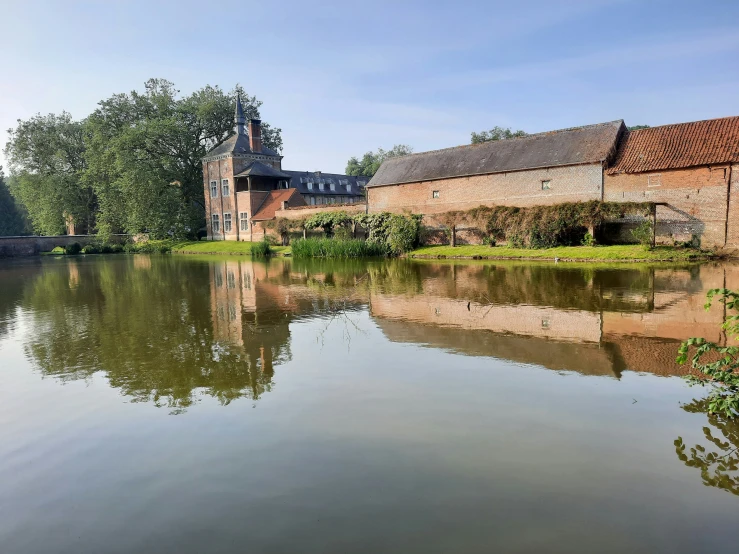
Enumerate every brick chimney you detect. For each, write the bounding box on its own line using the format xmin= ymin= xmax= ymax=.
xmin=248 ymin=119 xmax=262 ymax=153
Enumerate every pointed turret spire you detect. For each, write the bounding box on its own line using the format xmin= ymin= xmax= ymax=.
xmin=234 ymin=93 xmax=246 ymax=135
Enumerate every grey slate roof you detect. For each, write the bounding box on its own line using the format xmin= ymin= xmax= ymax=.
xmin=367 ymin=120 xmax=625 ymax=187
xmin=235 ymin=161 xmax=291 ymax=179
xmin=282 ymin=170 xmax=367 ymax=197
xmin=204 ymin=133 xmax=281 ymax=159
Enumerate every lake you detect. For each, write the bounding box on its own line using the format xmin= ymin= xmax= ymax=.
xmin=1 ymin=255 xmax=738 ymax=553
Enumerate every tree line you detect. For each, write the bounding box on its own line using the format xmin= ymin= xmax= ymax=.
xmin=3 ymin=79 xmax=282 ymax=238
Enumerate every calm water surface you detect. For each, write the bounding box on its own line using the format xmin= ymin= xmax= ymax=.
xmin=1 ymin=255 xmax=739 ymax=553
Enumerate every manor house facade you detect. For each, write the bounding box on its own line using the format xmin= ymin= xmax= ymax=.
xmin=202 ymin=96 xmax=366 ymax=241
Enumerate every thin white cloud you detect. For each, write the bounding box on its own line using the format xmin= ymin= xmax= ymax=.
xmin=415 ymin=30 xmax=739 ymax=90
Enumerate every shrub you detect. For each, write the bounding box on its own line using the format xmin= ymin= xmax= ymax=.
xmin=630 ymin=220 xmax=654 ymax=248
xmin=387 ymin=214 xmax=421 ymax=254
xmin=123 ymin=240 xmax=173 ymax=254
xmin=678 ymin=289 xmax=739 ymax=418
xmin=251 ymin=240 xmax=273 ymax=258
xmin=108 ymin=244 xmax=124 ymax=253
xmin=64 ymin=242 xmax=82 ymax=255
xmin=82 ymin=244 xmax=100 ymax=254
xmin=291 ymin=238 xmax=387 ymax=259
xmin=463 ymin=201 xmax=654 ymax=249
xmin=305 ymin=211 xmax=353 ymax=237
xmin=581 ymin=233 xmax=596 ymax=247
xmin=352 ymin=212 xmax=421 ymax=254
xmin=50 ymin=246 xmax=65 ymax=254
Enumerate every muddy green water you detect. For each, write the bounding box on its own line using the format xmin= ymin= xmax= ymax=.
xmin=1 ymin=255 xmax=739 ymax=553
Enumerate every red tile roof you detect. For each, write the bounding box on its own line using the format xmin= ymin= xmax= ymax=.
xmin=607 ymin=116 xmax=739 ymax=174
xmin=251 ymin=189 xmax=305 ymax=221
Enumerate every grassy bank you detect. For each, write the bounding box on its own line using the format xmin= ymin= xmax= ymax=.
xmin=407 ymin=244 xmax=715 ymax=262
xmin=170 ymin=241 xmax=290 ymax=256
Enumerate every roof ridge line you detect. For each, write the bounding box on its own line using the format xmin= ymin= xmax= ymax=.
xmin=627 ymin=115 xmax=739 ymax=133
xmin=382 ymin=120 xmax=625 ymax=163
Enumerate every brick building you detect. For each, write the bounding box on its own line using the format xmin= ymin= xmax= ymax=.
xmin=202 ymin=96 xmax=365 ymax=240
xmin=366 ymin=120 xmax=625 ymax=217
xmin=366 ymin=115 xmax=739 ymax=248
xmin=605 ymin=116 xmax=739 ymax=248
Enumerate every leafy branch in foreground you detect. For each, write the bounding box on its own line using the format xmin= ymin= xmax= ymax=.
xmin=678 ymin=288 xmax=739 ymax=418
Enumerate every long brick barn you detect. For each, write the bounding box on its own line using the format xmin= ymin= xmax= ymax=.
xmin=366 ymin=116 xmax=739 ymax=248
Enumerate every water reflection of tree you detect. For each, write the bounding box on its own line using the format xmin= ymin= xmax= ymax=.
xmin=675 ymin=398 xmax=739 ymax=496
xmin=21 ymin=257 xmax=288 ymax=413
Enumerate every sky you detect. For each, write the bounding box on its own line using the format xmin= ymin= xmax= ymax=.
xmin=1 ymin=0 xmax=738 ymax=174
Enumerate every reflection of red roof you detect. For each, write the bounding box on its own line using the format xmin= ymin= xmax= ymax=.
xmin=252 ymin=189 xmax=305 ymax=221
xmin=608 ymin=116 xmax=739 ymax=174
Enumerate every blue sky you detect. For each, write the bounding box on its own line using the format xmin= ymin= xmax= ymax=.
xmin=1 ymin=0 xmax=738 ymax=173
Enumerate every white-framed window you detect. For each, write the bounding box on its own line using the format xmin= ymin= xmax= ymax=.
xmin=648 ymin=174 xmax=662 ymax=187
xmin=240 ymin=212 xmax=248 ymax=231
xmin=221 ymin=179 xmax=230 ymax=196
xmin=432 ymin=190 xmax=440 ymax=198
xmin=210 ymin=180 xmax=218 ymax=198
xmin=347 ymin=183 xmax=352 ymax=192
xmin=307 ymin=182 xmax=313 ymax=190
xmin=330 ymin=182 xmax=336 ymax=191
xmin=357 ymin=180 xmax=366 ymax=187
xmin=319 ymin=183 xmax=325 ymax=191
xmin=223 ymin=212 xmax=232 ymax=232
xmin=542 ymin=180 xmax=551 ymax=190
xmin=211 ymin=214 xmax=220 ymax=233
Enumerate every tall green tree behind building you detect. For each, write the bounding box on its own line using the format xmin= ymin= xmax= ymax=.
xmin=4 ymin=79 xmax=282 ymax=238
xmin=346 ymin=145 xmax=414 ymax=178
xmin=470 ymin=126 xmax=527 ymax=144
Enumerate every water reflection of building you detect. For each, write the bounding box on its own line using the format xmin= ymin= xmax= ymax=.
xmin=368 ymin=263 xmax=739 ymax=378
xmin=208 ymin=259 xmax=367 ymax=377
xmin=207 ymin=258 xmax=739 ymax=380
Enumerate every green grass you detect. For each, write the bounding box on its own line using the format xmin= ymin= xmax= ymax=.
xmin=170 ymin=240 xmax=290 ymax=256
xmin=407 ymin=244 xmax=715 ymax=262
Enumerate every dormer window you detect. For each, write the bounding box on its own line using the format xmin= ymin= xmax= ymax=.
xmin=347 ymin=184 xmax=352 ymax=192
xmin=330 ymin=182 xmax=336 ymax=191
xmin=319 ymin=183 xmax=325 ymax=191
xmin=307 ymin=182 xmax=313 ymax=190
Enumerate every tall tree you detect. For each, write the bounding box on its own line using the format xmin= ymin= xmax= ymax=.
xmin=5 ymin=79 xmax=282 ymax=238
xmin=346 ymin=144 xmax=413 ymax=178
xmin=84 ymin=79 xmax=282 ymax=239
xmin=0 ymin=166 xmax=28 ymax=236
xmin=4 ymin=112 xmax=93 ymax=235
xmin=470 ymin=126 xmax=527 ymax=144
